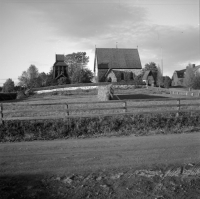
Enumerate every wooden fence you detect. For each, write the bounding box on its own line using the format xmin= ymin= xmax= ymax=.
xmin=0 ymin=97 xmax=200 ymax=124
xmin=170 ymin=90 xmax=200 ymax=97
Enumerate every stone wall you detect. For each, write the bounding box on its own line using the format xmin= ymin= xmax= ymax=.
xmin=34 ymin=84 xmax=145 ymax=95
xmin=112 ymin=69 xmax=141 ymax=76
xmin=97 ymin=84 xmax=114 ymax=101
xmin=35 ymin=86 xmax=97 ymax=94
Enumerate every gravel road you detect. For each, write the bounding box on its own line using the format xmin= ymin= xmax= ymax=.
xmin=1 ymin=133 xmax=200 ymax=175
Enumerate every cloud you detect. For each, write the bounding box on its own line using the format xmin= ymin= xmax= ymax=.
xmin=22 ymin=1 xmax=147 ymax=39
xmin=6 ymin=0 xmax=199 ymax=77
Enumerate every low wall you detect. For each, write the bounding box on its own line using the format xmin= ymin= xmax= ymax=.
xmin=34 ymin=84 xmax=144 ymax=94
xmin=34 ymin=86 xmax=98 ymax=94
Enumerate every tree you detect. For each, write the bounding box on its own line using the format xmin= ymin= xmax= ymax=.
xmin=156 ymin=65 xmax=163 ymax=87
xmin=183 ymin=64 xmax=195 ymax=90
xmin=133 ymin=74 xmax=144 ymax=86
xmin=65 ymin=52 xmax=89 ymax=81
xmin=71 ymin=68 xmax=94 ymax=84
xmin=2 ymin=78 xmax=15 ymax=92
xmin=57 ymin=77 xmax=70 ymax=85
xmin=18 ymin=65 xmax=40 ymax=88
xmin=163 ymin=76 xmax=171 ymax=88
xmin=192 ymin=73 xmax=200 ymax=89
xmin=38 ymin=72 xmax=48 ymax=87
xmin=44 ymin=67 xmax=58 ymax=86
xmin=143 ymin=62 xmax=158 ymax=84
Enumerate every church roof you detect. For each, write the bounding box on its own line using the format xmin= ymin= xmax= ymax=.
xmin=95 ymin=48 xmax=142 ymax=70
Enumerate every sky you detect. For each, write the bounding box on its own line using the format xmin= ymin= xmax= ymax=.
xmin=0 ymin=0 xmax=199 ymax=86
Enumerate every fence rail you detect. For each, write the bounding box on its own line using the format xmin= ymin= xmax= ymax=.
xmin=0 ymin=97 xmax=200 ymax=123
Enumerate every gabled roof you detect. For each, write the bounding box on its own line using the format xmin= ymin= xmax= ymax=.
xmin=142 ymin=70 xmax=152 ymax=80
xmin=175 ymin=69 xmax=186 ymax=78
xmin=95 ymin=48 xmax=142 ymax=70
xmin=194 ymin=65 xmax=200 ymax=72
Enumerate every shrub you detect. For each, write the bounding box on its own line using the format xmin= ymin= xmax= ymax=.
xmin=0 ymin=93 xmax=17 ymax=101
xmin=0 ymin=113 xmax=199 ymax=142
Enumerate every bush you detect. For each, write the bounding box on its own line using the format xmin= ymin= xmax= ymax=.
xmin=16 ymin=91 xmax=26 ymax=100
xmin=0 ymin=113 xmax=199 ymax=142
xmin=0 ymin=93 xmax=17 ymax=101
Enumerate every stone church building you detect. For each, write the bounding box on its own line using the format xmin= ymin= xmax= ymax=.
xmin=94 ymin=48 xmax=142 ymax=82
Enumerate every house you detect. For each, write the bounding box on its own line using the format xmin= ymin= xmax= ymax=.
xmin=53 ymin=54 xmax=68 ymax=79
xmin=171 ymin=64 xmax=200 ymax=86
xmin=193 ymin=64 xmax=200 ymax=75
xmin=142 ymin=70 xmax=155 ymax=86
xmin=171 ymin=69 xmax=186 ymax=86
xmin=94 ymin=48 xmax=142 ymax=82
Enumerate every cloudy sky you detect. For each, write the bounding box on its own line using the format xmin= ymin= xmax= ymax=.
xmin=0 ymin=0 xmax=199 ymax=86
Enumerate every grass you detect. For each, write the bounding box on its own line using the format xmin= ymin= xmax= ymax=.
xmin=1 ymin=113 xmax=200 ymax=142
xmin=1 ymin=88 xmax=200 ymax=142
xmin=2 ymin=89 xmax=200 ymax=119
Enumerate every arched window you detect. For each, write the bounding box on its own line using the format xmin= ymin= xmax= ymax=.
xmin=130 ymin=72 xmax=134 ymax=80
xmin=121 ymin=72 xmax=124 ymax=80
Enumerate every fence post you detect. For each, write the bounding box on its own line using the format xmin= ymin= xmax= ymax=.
xmin=124 ymin=101 xmax=127 ymax=112
xmin=0 ymin=103 xmax=3 ymax=125
xmin=176 ymin=99 xmax=180 ymax=117
xmin=64 ymin=104 xmax=69 ymax=121
xmin=64 ymin=103 xmax=69 ymax=121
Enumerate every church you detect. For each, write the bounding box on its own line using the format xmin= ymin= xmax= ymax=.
xmin=94 ymin=48 xmax=142 ymax=82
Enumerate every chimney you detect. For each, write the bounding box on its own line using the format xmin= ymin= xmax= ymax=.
xmin=192 ymin=64 xmax=196 ymax=68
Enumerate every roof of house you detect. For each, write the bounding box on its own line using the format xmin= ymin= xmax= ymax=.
xmin=175 ymin=69 xmax=186 ymax=78
xmin=95 ymin=48 xmax=142 ymax=70
xmin=194 ymin=65 xmax=200 ymax=72
xmin=142 ymin=70 xmax=152 ymax=80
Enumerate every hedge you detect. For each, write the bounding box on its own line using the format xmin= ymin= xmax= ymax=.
xmin=0 ymin=113 xmax=200 ymax=142
xmin=0 ymin=93 xmax=17 ymax=101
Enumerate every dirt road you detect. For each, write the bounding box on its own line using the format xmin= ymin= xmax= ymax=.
xmin=1 ymin=133 xmax=200 ymax=175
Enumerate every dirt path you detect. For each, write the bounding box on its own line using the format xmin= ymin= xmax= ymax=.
xmin=1 ymin=133 xmax=200 ymax=175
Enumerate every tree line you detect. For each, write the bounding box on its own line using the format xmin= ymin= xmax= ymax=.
xmin=1 ymin=52 xmax=93 ymax=92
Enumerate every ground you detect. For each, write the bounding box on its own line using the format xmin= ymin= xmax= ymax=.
xmin=1 ymin=133 xmax=200 ymax=199
xmin=1 ymin=87 xmax=200 ymax=198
